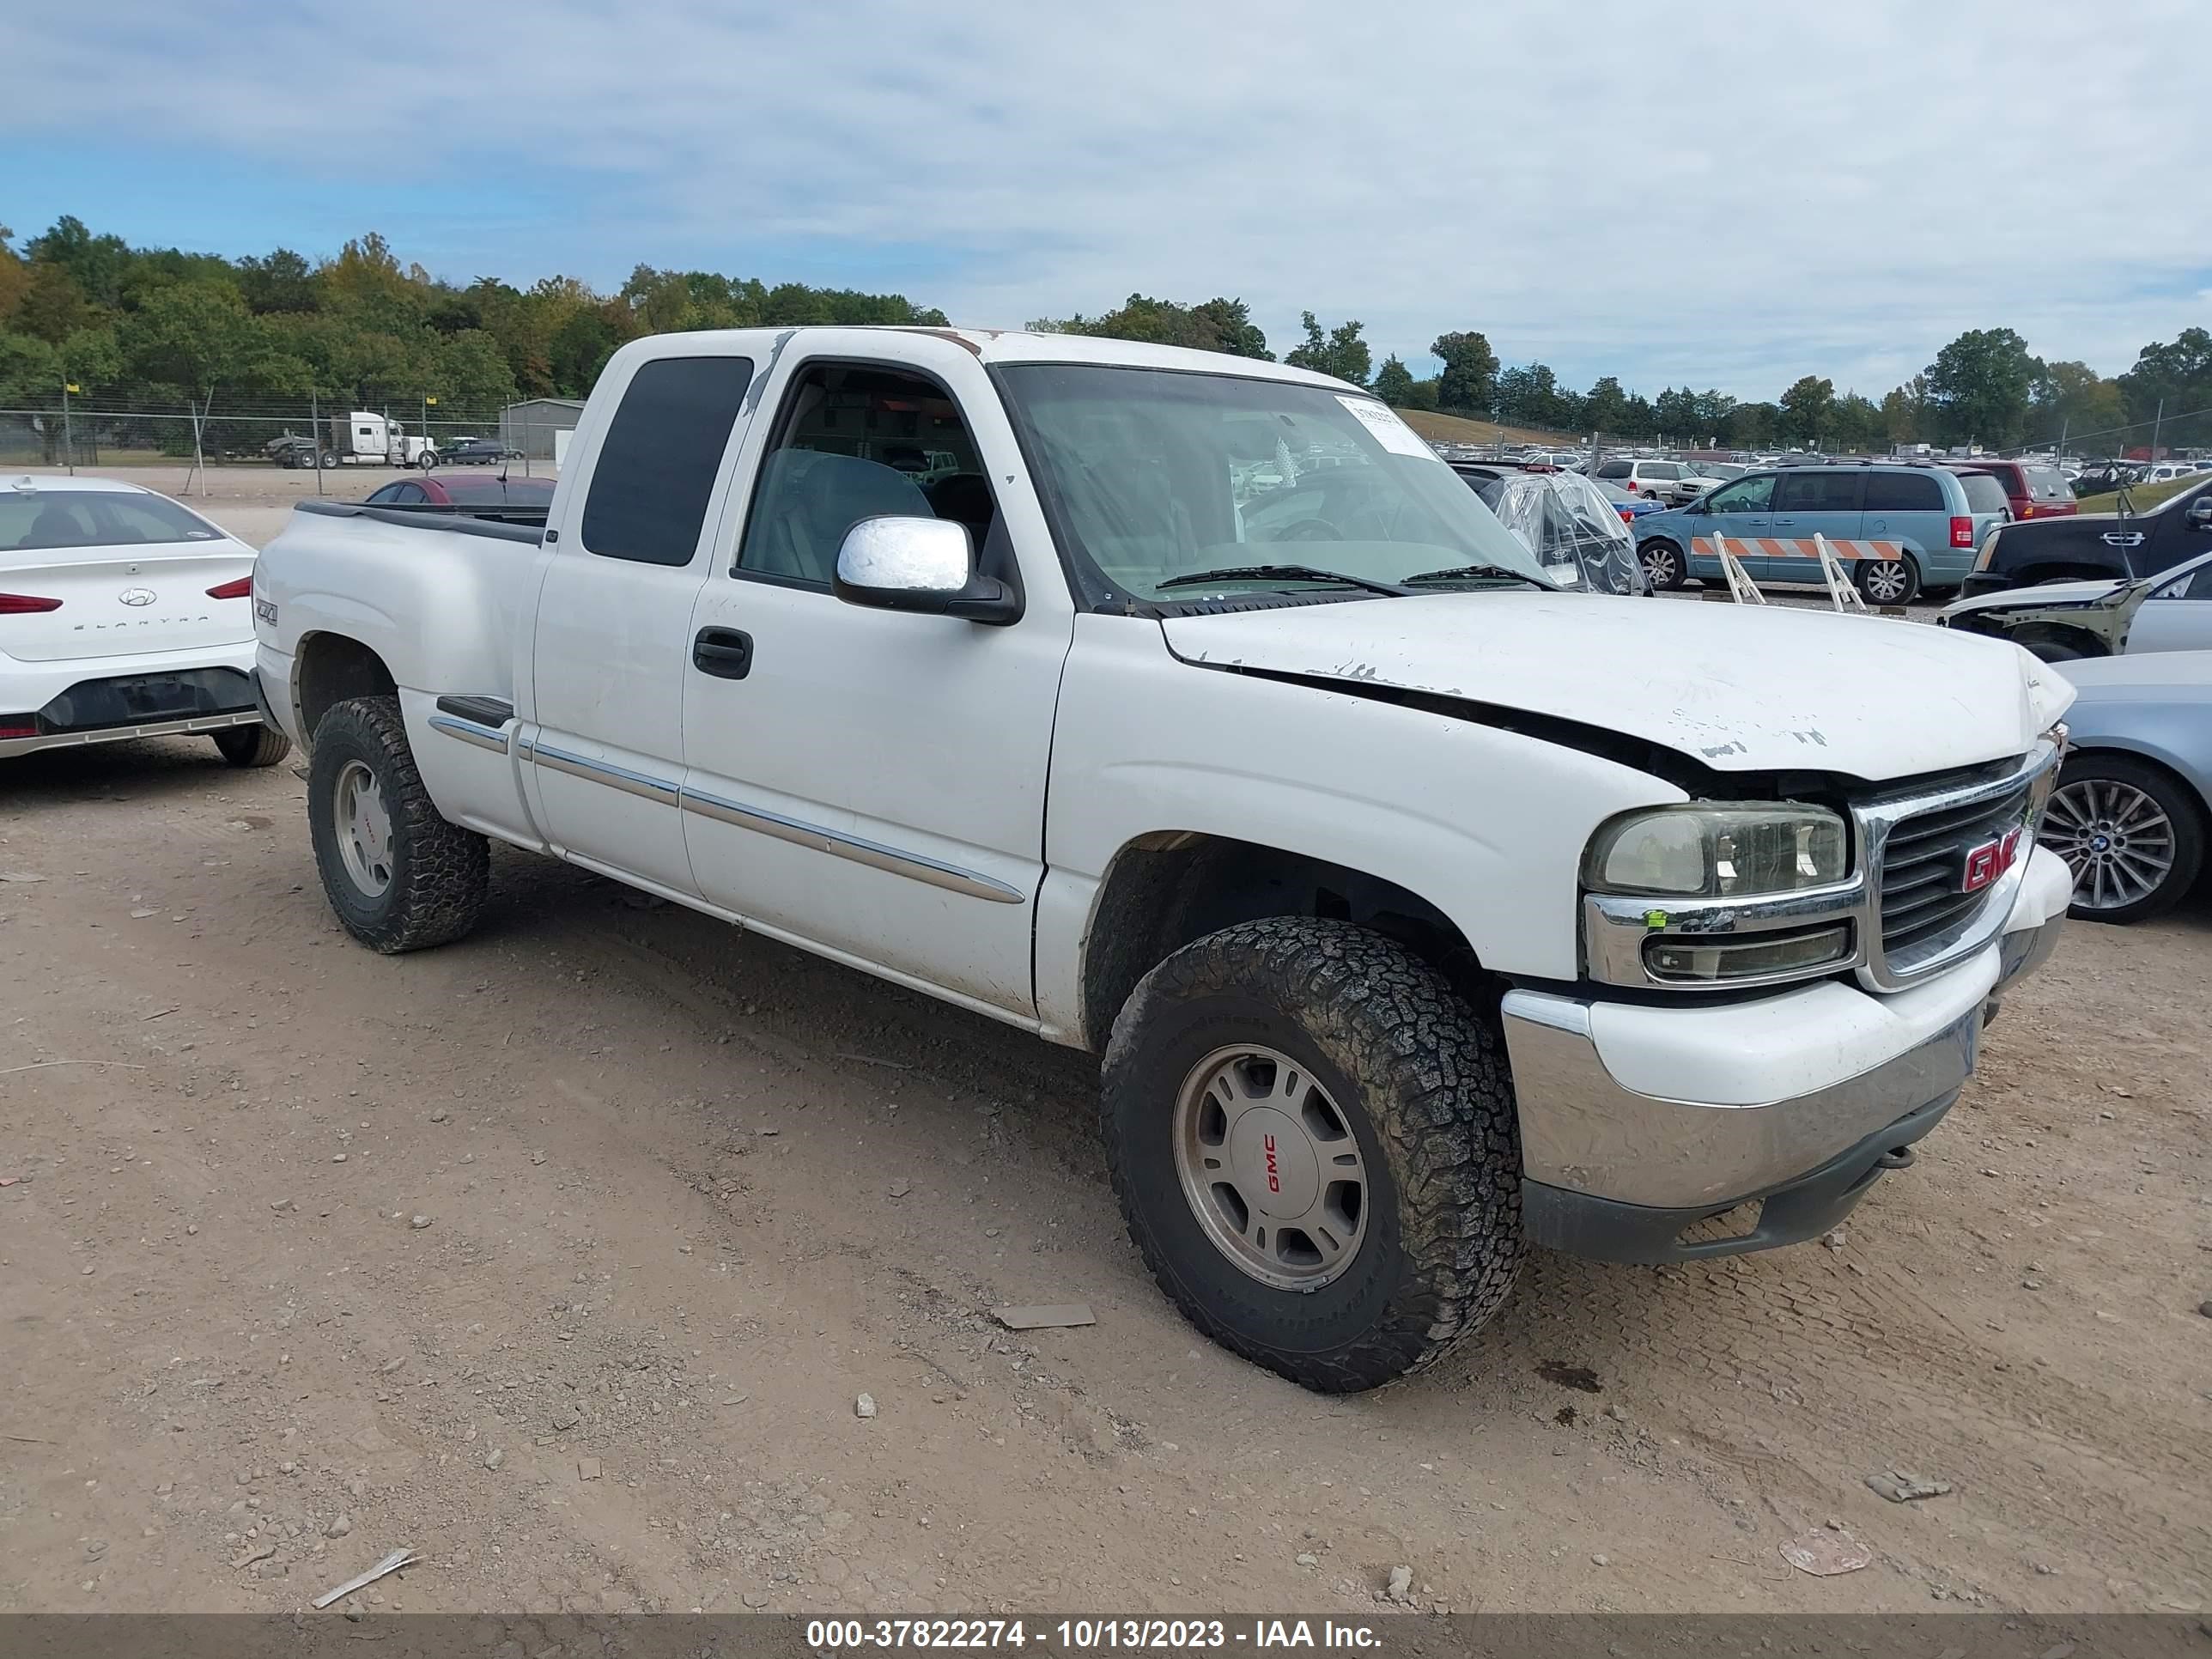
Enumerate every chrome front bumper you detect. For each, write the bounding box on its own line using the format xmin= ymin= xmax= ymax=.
xmin=1502 ymin=846 xmax=2072 ymax=1261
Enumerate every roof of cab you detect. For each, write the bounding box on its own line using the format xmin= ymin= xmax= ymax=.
xmin=615 ymin=325 xmax=1365 ymax=394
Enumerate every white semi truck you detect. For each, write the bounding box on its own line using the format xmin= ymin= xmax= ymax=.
xmin=320 ymin=411 xmax=438 ymax=470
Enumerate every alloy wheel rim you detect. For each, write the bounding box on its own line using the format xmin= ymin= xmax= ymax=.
xmin=1863 ymin=560 xmax=1909 ymax=603
xmin=2041 ymin=780 xmax=2174 ymax=911
xmin=334 ymin=760 xmax=395 ymax=898
xmin=1171 ymin=1044 xmax=1369 ymax=1291
xmin=1642 ymin=545 xmax=1676 ymax=586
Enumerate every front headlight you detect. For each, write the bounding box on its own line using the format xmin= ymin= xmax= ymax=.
xmin=1584 ymin=804 xmax=1848 ymax=898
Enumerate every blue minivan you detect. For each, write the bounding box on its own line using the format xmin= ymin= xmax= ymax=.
xmin=1632 ymin=464 xmax=2004 ymax=604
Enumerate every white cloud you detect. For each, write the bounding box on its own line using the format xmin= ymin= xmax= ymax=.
xmin=9 ymin=0 xmax=2208 ymax=397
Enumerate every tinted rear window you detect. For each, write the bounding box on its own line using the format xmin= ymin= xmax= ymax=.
xmin=580 ymin=356 xmax=755 ymax=565
xmin=1595 ymin=461 xmax=1632 ymax=479
xmin=2022 ymin=465 xmax=2072 ymax=502
xmin=1862 ymin=471 xmax=1944 ymax=512
xmin=0 ymin=489 xmax=224 ymax=551
xmin=1774 ymin=471 xmax=1863 ymax=513
xmin=1954 ymin=473 xmax=2010 ymax=515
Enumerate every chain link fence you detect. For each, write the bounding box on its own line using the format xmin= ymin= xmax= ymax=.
xmin=0 ymin=390 xmax=580 ymax=490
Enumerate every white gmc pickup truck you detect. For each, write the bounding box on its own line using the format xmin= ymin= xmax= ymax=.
xmin=253 ymin=327 xmax=2076 ymax=1391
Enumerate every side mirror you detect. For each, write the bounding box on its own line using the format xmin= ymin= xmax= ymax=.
xmin=833 ymin=516 xmax=1021 ymax=625
xmin=2188 ymin=497 xmax=2212 ymax=532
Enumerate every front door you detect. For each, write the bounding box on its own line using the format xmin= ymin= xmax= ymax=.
xmin=528 ymin=350 xmax=757 ymax=896
xmin=679 ymin=349 xmax=1072 ymax=1019
xmin=1695 ymin=472 xmax=1776 ymax=576
xmin=2129 ymin=556 xmax=2212 ymax=653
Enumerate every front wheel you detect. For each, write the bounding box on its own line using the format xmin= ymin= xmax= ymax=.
xmin=1101 ymin=918 xmax=1522 ymax=1393
xmin=2039 ymin=754 xmax=2205 ymax=924
xmin=1638 ymin=538 xmax=1687 ymax=591
xmin=1855 ymin=554 xmax=1920 ymax=605
xmin=307 ymin=696 xmax=489 ymax=952
xmin=211 ymin=724 xmax=292 ymax=769
xmin=418 ymin=451 xmax=439 ymax=471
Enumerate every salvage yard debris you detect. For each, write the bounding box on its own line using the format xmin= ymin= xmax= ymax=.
xmin=313 ymin=1547 xmax=418 ymax=1609
xmin=992 ymin=1304 xmax=1097 ymax=1330
xmin=1867 ymin=1470 xmax=1954 ymax=1503
xmin=1780 ymin=1528 xmax=1872 ymax=1576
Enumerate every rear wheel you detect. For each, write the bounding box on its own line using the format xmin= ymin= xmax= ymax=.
xmin=1101 ymin=917 xmax=1522 ymax=1392
xmin=2039 ymin=754 xmax=2204 ymax=924
xmin=1638 ymin=538 xmax=1686 ymax=591
xmin=307 ymin=696 xmax=489 ymax=952
xmin=1856 ymin=554 xmax=1920 ymax=605
xmin=318 ymin=450 xmax=337 ymax=470
xmin=211 ymin=724 xmax=291 ymax=769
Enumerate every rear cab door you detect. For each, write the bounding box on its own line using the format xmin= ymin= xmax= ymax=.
xmin=2136 ymin=477 xmax=2212 ymax=576
xmin=523 ymin=341 xmax=763 ymax=897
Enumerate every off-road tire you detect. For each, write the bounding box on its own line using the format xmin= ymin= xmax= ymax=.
xmin=308 ymin=695 xmax=489 ymax=953
xmin=1101 ymin=917 xmax=1522 ymax=1392
xmin=212 ymin=724 xmax=292 ymax=769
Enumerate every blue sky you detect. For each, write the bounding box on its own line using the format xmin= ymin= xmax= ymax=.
xmin=7 ymin=0 xmax=2208 ymax=401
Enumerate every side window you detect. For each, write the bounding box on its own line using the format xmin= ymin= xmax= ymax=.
xmin=1707 ymin=474 xmax=1776 ymax=513
xmin=1776 ymin=471 xmax=1863 ymax=513
xmin=1863 ymin=471 xmax=1943 ymax=512
xmin=737 ymin=362 xmax=996 ymax=588
xmin=578 ymin=355 xmax=755 ymax=566
xmin=1649 ymin=463 xmax=1681 ymax=481
xmin=2160 ymin=562 xmax=2212 ymax=600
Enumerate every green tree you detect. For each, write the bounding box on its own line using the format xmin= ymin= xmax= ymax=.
xmin=1283 ymin=313 xmax=1370 ymax=386
xmin=1583 ymin=375 xmax=1629 ymax=436
xmin=1030 ymin=293 xmax=1269 ymax=359
xmin=1430 ymin=330 xmax=1498 ymax=413
xmin=1830 ymin=392 xmax=1882 ymax=454
xmin=1371 ymin=354 xmax=1417 ymax=406
xmin=119 ymin=281 xmax=259 ymax=398
xmin=1778 ymin=374 xmax=1836 ymax=447
xmin=2033 ymin=360 xmax=2125 ymax=452
xmin=236 ymin=249 xmax=319 ymax=315
xmin=2118 ymin=329 xmax=2212 ymax=451
xmin=1924 ymin=328 xmax=2039 ymax=448
xmin=25 ymin=215 xmax=133 ymax=307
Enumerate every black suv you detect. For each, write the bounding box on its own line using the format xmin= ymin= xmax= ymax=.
xmin=1963 ymin=474 xmax=2212 ymax=596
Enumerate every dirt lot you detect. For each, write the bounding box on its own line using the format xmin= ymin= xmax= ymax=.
xmin=1 ymin=473 xmax=2209 ymax=1620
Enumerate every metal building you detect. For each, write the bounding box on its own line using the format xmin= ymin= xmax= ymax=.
xmin=499 ymin=398 xmax=586 ymax=462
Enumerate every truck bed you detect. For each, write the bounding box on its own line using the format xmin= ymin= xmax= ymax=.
xmin=295 ymin=500 xmax=547 ymax=541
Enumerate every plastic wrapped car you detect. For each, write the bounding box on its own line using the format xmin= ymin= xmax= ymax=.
xmin=1480 ymin=468 xmax=1649 ymax=595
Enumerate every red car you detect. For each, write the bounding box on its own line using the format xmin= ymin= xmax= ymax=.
xmin=364 ymin=476 xmax=555 ymax=511
xmin=1955 ymin=460 xmax=2075 ymax=521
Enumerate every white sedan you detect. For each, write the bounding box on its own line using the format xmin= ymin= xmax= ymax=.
xmin=1 ymin=476 xmax=290 ymax=766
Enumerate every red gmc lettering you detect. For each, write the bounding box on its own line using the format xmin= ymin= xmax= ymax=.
xmin=1263 ymin=1133 xmax=1280 ymax=1194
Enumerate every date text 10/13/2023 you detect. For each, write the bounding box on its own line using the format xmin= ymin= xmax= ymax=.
xmin=803 ymin=1619 xmax=1384 ymax=1650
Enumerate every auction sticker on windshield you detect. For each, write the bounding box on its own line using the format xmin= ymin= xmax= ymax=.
xmin=1336 ymin=395 xmax=1434 ymax=457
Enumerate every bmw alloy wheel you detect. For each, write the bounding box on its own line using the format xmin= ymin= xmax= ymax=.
xmin=2042 ymin=778 xmax=2176 ymax=913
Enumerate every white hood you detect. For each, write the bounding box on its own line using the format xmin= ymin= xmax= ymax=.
xmin=1164 ymin=592 xmax=2071 ymax=782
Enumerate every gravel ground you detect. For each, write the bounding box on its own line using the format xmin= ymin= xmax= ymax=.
xmin=0 ymin=469 xmax=2206 ymax=1618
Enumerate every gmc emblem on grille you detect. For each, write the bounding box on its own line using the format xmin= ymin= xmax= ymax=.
xmin=1961 ymin=827 xmax=2024 ymax=893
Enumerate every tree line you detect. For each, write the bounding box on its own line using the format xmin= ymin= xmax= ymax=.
xmin=3 ymin=216 xmax=2206 ymax=459
xmin=1034 ymin=295 xmax=2210 ymax=458
xmin=0 ymin=216 xmax=945 ymax=422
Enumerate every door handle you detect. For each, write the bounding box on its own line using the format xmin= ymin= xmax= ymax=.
xmin=1772 ymin=517 xmax=1797 ymax=525
xmin=692 ymin=627 xmax=753 ymax=679
xmin=2100 ymin=532 xmax=2146 ymax=547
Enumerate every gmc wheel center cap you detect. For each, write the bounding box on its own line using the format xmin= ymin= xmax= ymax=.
xmin=1228 ymin=1107 xmax=1320 ymax=1218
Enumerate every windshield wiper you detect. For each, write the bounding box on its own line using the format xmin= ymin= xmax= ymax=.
xmin=1155 ymin=564 xmax=1408 ymax=597
xmin=1400 ymin=562 xmax=1547 ymax=588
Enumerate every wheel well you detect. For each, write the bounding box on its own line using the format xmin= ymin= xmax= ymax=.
xmin=2010 ymin=623 xmax=2108 ymax=659
xmin=295 ymin=633 xmax=398 ymax=744
xmin=1079 ymin=833 xmax=1493 ymax=1053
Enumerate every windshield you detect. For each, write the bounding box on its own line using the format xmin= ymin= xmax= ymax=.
xmin=997 ymin=364 xmax=1558 ymax=604
xmin=0 ymin=488 xmax=227 ymax=551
